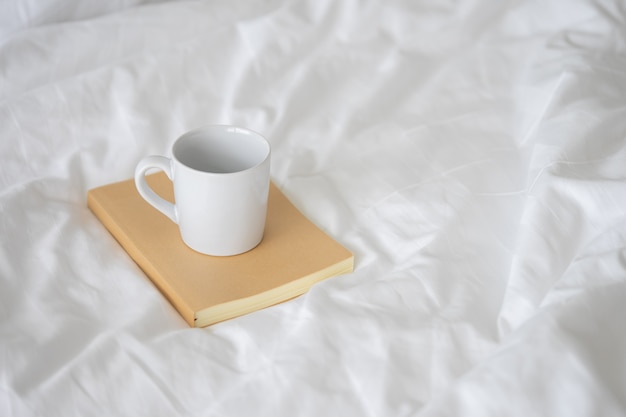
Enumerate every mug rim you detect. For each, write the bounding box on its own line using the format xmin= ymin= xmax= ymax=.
xmin=172 ymin=124 xmax=271 ymax=176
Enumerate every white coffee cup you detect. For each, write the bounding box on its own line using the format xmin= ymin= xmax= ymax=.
xmin=134 ymin=125 xmax=271 ymax=256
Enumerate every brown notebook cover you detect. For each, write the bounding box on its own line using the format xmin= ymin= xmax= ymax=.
xmin=87 ymin=173 xmax=354 ymax=327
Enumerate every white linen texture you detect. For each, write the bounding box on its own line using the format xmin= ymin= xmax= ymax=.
xmin=1 ymin=0 xmax=625 ymax=416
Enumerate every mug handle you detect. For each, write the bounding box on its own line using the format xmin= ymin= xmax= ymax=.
xmin=134 ymin=156 xmax=178 ymax=224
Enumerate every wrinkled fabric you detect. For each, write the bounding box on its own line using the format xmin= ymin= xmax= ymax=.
xmin=1 ymin=0 xmax=626 ymax=416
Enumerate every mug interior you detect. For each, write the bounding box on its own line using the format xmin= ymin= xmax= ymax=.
xmin=173 ymin=126 xmax=270 ymax=174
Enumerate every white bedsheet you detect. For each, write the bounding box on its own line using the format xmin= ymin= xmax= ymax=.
xmin=2 ymin=0 xmax=626 ymax=415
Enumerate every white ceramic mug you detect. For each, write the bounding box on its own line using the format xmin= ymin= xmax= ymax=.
xmin=134 ymin=125 xmax=271 ymax=256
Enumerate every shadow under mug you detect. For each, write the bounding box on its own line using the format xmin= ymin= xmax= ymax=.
xmin=134 ymin=125 xmax=271 ymax=256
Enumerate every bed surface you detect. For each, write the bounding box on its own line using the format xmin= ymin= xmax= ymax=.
xmin=2 ymin=0 xmax=625 ymax=415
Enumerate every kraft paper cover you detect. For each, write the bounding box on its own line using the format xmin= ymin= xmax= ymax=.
xmin=87 ymin=173 xmax=354 ymax=327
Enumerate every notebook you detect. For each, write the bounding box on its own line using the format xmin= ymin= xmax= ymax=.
xmin=87 ymin=173 xmax=354 ymax=327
